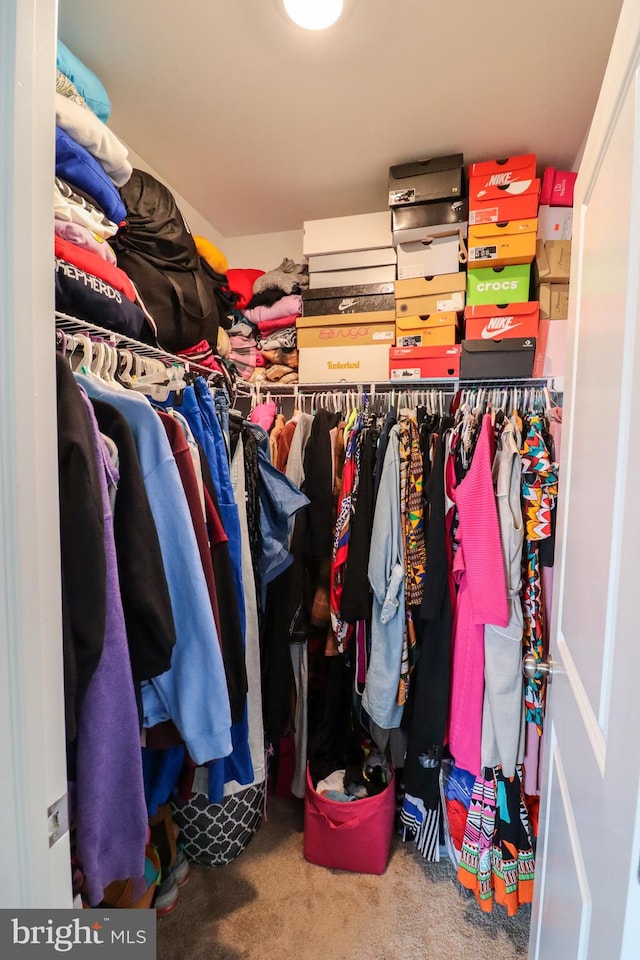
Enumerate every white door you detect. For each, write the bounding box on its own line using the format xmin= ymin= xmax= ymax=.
xmin=530 ymin=1 xmax=640 ymax=956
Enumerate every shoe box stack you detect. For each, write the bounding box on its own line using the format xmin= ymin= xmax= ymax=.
xmin=459 ymin=153 xmax=541 ymax=379
xmin=532 ymin=166 xmax=575 ymax=377
xmin=298 ymin=211 xmax=397 ymax=383
xmin=387 ymin=154 xmax=469 ymax=381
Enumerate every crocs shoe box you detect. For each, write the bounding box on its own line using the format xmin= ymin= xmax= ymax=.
xmin=302 ymin=282 xmax=395 ymax=318
xmin=466 ymin=263 xmax=532 ymax=306
xmin=388 ymin=153 xmax=465 ymax=208
xmin=540 ymin=167 xmax=577 ymax=207
xmin=303 ymin=211 xmax=392 ymax=257
xmin=467 ymin=219 xmax=537 ymax=269
xmin=395 ymin=273 xmax=466 ymax=318
xmin=396 ymin=234 xmax=463 ymax=279
xmin=469 ymin=175 xmax=540 ymax=226
xmin=389 ymin=345 xmax=461 ymax=381
xmin=297 ymin=312 xmax=396 ymax=349
xmin=460 ymin=338 xmax=536 ymax=379
xmin=464 ymin=302 xmax=539 ymax=341
xmin=392 ymin=198 xmax=468 ymax=246
xmin=395 ymin=311 xmax=458 ymax=348
xmin=299 ymin=344 xmax=391 ymax=384
xmin=537 ymin=205 xmax=573 ymax=241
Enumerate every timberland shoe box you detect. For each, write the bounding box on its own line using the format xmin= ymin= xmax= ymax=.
xmin=303 ymin=211 xmax=392 ymax=256
xmin=535 ymin=239 xmax=572 ymax=283
xmin=396 ymin=233 xmax=463 ymax=279
xmin=302 ymin=282 xmax=395 ymax=317
xmin=388 ymin=153 xmax=465 ymax=208
xmin=468 ymin=177 xmax=541 ymax=226
xmin=396 ymin=311 xmax=458 ymax=348
xmin=298 ymin=345 xmax=391 ymax=384
xmin=539 ymin=282 xmax=569 ymax=320
xmin=464 ymin=302 xmax=539 ymax=341
xmin=392 ymin=199 xmax=468 ymax=246
xmin=466 ymin=263 xmax=531 ymax=306
xmin=309 ymin=264 xmax=397 ymax=289
xmin=460 ymin=338 xmax=536 ymax=379
xmin=467 ymin=153 xmax=537 ymax=190
xmin=395 ymin=273 xmax=466 ymax=317
xmin=308 ymin=248 xmax=397 ymax=272
xmin=297 ymin=312 xmax=396 ymax=349
xmin=467 ymin=219 xmax=537 ymax=268
xmin=537 ymin=205 xmax=573 ymax=241
xmin=389 ymin=345 xmax=461 ymax=380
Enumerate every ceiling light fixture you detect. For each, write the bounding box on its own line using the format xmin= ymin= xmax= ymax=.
xmin=283 ymin=0 xmax=344 ymax=31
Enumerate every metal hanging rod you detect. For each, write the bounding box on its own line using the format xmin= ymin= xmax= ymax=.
xmin=54 ymin=312 xmax=220 ymax=379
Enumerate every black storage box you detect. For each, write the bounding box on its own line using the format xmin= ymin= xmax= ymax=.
xmin=302 ymin=282 xmax=395 ymax=317
xmin=388 ymin=154 xmax=465 ymax=208
xmin=460 ymin=337 xmax=536 ymax=380
xmin=392 ymin=198 xmax=469 ymax=245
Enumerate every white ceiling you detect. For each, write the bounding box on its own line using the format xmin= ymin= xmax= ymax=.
xmin=58 ymin=0 xmax=623 ymax=239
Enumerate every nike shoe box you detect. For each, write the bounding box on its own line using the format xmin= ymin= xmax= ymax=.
xmin=302 ymin=282 xmax=395 ymax=317
xmin=535 ymin=240 xmax=572 ymax=283
xmin=298 ymin=344 xmax=391 ymax=384
xmin=467 ymin=154 xmax=537 ymax=190
xmin=460 ymin=338 xmax=536 ymax=379
xmin=537 ymin=205 xmax=573 ymax=241
xmin=296 ymin=312 xmax=396 ymax=349
xmin=388 ymin=153 xmax=465 ymax=208
xmin=391 ymin=198 xmax=468 ymax=246
xmin=467 ymin=219 xmax=537 ymax=269
xmin=466 ymin=263 xmax=532 ymax=306
xmin=464 ymin=302 xmax=539 ymax=341
xmin=308 ymin=248 xmax=397 ymax=272
xmin=539 ymin=282 xmax=570 ymax=320
xmin=468 ymin=177 xmax=540 ymax=226
xmin=395 ymin=273 xmax=466 ymax=317
xmin=532 ymin=318 xmax=568 ymax=378
xmin=303 ymin=211 xmax=392 ymax=256
xmin=389 ymin=345 xmax=461 ymax=381
xmin=395 ymin=311 xmax=458 ymax=348
xmin=540 ymin=167 xmax=577 ymax=207
xmin=396 ymin=234 xmax=463 ymax=279
xmin=308 ymin=265 xmax=396 ymax=288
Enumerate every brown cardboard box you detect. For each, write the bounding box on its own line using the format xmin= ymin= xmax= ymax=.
xmin=536 ymin=239 xmax=572 ymax=282
xmin=539 ymin=283 xmax=569 ymax=320
xmin=395 ymin=273 xmax=466 ymax=316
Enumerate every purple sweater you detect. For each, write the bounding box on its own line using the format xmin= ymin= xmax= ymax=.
xmin=76 ymin=390 xmax=148 ymax=905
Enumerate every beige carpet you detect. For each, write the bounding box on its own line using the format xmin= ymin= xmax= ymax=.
xmin=157 ymin=796 xmax=530 ymax=960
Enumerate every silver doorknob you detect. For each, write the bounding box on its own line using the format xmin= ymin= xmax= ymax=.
xmin=523 ymin=653 xmax=554 ymax=683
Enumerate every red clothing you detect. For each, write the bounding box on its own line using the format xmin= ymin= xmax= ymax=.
xmin=54 ymin=234 xmax=136 ymax=301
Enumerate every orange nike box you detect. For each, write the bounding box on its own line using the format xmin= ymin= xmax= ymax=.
xmin=468 ymin=178 xmax=541 ymax=226
xmin=395 ymin=311 xmax=458 ymax=348
xmin=389 ymin=345 xmax=461 ymax=380
xmin=464 ymin=302 xmax=539 ymax=341
xmin=467 ymin=219 xmax=537 ymax=268
xmin=467 ymin=154 xmax=537 ymax=190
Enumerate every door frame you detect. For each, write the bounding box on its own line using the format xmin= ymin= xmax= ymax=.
xmin=0 ymin=0 xmax=71 ymax=907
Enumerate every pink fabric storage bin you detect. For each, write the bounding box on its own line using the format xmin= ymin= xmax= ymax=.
xmin=303 ymin=765 xmax=395 ymax=875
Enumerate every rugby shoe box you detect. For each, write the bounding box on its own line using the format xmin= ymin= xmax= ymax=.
xmin=302 ymin=282 xmax=395 ymax=317
xmin=467 ymin=219 xmax=537 ymax=268
xmin=388 ymin=153 xmax=465 ymax=208
xmin=395 ymin=311 xmax=458 ymax=348
xmin=395 ymin=273 xmax=466 ymax=317
xmin=297 ymin=311 xmax=396 ymax=349
xmin=464 ymin=302 xmax=539 ymax=341
xmin=460 ymin=338 xmax=536 ymax=380
xmin=392 ymin=198 xmax=468 ymax=245
xmin=467 ymin=154 xmax=537 ymax=190
xmin=466 ymin=263 xmax=531 ymax=306
xmin=468 ymin=177 xmax=540 ymax=226
xmin=389 ymin=345 xmax=461 ymax=380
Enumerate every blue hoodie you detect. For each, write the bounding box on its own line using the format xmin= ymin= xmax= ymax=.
xmin=76 ymin=375 xmax=232 ymax=766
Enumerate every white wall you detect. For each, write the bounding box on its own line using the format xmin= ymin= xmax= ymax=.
xmin=224 ymin=228 xmax=304 ymax=271
xmin=124 ymin=144 xmax=227 ymax=250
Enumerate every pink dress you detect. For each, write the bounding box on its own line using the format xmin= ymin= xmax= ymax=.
xmin=448 ymin=416 xmax=509 ymax=776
